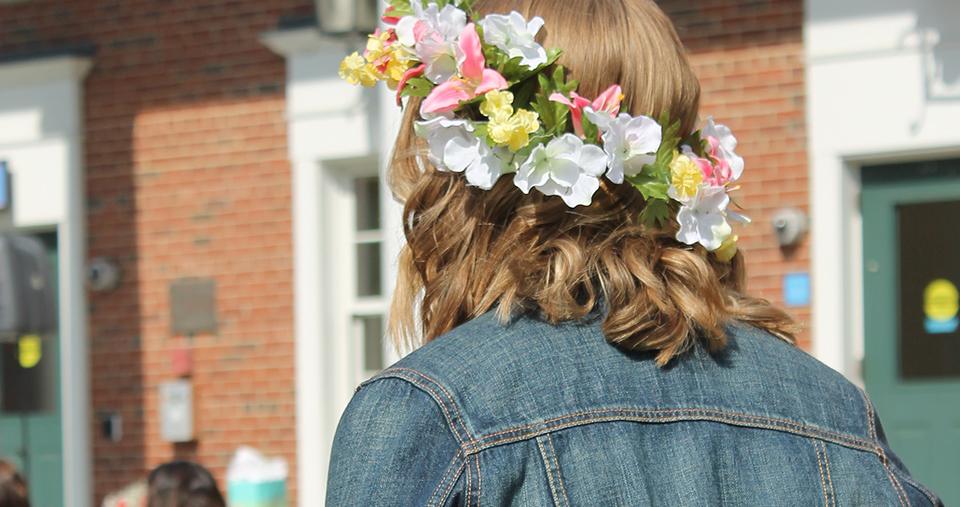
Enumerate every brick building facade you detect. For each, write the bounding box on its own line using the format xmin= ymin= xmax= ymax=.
xmin=0 ymin=0 xmax=813 ymax=504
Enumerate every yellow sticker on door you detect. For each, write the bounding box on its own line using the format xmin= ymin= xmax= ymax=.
xmin=18 ymin=334 xmax=42 ymax=369
xmin=924 ymin=279 xmax=959 ymax=334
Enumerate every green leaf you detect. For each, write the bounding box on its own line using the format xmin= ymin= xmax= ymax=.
xmin=627 ymin=172 xmax=669 ymax=200
xmin=638 ymin=199 xmax=672 ymax=229
xmin=511 ymin=131 xmax=550 ymax=160
xmin=386 ymin=0 xmax=414 ymax=16
xmin=581 ymin=115 xmax=599 ymax=144
xmin=400 ymin=77 xmax=433 ymax=98
xmin=499 ymin=56 xmax=529 ymax=81
xmin=472 ymin=122 xmax=492 ymax=146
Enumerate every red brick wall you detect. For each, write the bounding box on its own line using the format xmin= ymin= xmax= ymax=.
xmin=659 ymin=0 xmax=812 ymax=347
xmin=0 ymin=0 xmax=311 ymax=502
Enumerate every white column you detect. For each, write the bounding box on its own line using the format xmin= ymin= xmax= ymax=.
xmin=262 ymin=27 xmax=389 ymax=505
xmin=0 ymin=54 xmax=93 ymax=507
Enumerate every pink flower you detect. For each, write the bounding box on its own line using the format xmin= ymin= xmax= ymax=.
xmin=700 ymin=117 xmax=744 ymax=185
xmin=680 ymin=145 xmax=719 ymax=184
xmin=549 ymin=84 xmax=624 ymax=138
xmin=420 ymin=23 xmax=509 ymax=115
xmin=702 ymin=136 xmax=734 ymax=185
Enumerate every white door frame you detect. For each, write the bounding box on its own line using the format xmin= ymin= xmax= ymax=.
xmin=0 ymin=54 xmax=93 ymax=507
xmin=261 ymin=25 xmax=404 ymax=504
xmin=806 ymin=0 xmax=960 ymax=381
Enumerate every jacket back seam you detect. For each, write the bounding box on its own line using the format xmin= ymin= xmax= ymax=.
xmin=812 ymin=438 xmax=830 ymax=506
xmin=535 ymin=434 xmax=570 ymax=507
xmin=464 ymin=408 xmax=876 ymax=455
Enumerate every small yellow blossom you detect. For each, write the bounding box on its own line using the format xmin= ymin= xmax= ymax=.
xmin=480 ymin=90 xmax=515 ymax=121
xmin=366 ymin=31 xmax=392 ymax=62
xmin=670 ymin=153 xmax=704 ymax=200
xmin=490 ymin=108 xmax=540 ymax=152
xmin=339 ymin=52 xmax=379 ymax=87
xmin=382 ymin=47 xmax=414 ymax=89
xmin=715 ymin=234 xmax=739 ymax=262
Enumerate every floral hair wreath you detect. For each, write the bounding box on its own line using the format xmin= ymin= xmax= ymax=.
xmin=339 ymin=0 xmax=749 ymax=261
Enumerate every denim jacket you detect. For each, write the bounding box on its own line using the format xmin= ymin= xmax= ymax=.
xmin=327 ymin=312 xmax=942 ymax=506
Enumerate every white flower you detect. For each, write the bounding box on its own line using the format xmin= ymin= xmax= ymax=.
xmin=396 ymin=2 xmax=467 ymax=83
xmin=584 ymin=108 xmax=662 ymax=185
xmin=514 ymin=134 xmax=608 ymax=207
xmin=702 ymin=116 xmax=744 ymax=183
xmin=415 ymin=117 xmax=510 ymax=190
xmin=478 ymin=12 xmax=547 ymax=69
xmin=676 ymin=185 xmax=732 ymax=250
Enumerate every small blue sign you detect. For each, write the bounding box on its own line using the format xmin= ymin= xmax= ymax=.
xmin=783 ymin=272 xmax=811 ymax=307
xmin=0 ymin=161 xmax=8 ymax=211
xmin=925 ymin=316 xmax=959 ymax=334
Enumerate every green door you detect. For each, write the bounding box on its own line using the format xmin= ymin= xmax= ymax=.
xmin=0 ymin=232 xmax=63 ymax=507
xmin=862 ymin=160 xmax=960 ymax=505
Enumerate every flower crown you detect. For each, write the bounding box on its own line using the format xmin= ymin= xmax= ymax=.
xmin=339 ymin=0 xmax=748 ymax=260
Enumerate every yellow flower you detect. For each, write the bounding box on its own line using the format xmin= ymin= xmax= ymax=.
xmin=339 ymin=52 xmax=379 ymax=87
xmin=480 ymin=90 xmax=515 ymax=121
xmin=489 ymin=108 xmax=540 ymax=152
xmin=383 ymin=47 xmax=414 ymax=90
xmin=670 ymin=153 xmax=704 ymax=200
xmin=715 ymin=234 xmax=739 ymax=262
xmin=366 ymin=31 xmax=392 ymax=62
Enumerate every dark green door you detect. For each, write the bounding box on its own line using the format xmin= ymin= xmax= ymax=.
xmin=0 ymin=232 xmax=63 ymax=507
xmin=862 ymin=160 xmax=960 ymax=505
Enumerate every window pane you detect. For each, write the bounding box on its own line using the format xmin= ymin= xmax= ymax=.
xmin=354 ymin=176 xmax=381 ymax=231
xmin=357 ymin=315 xmax=384 ymax=372
xmin=356 ymin=242 xmax=382 ymax=297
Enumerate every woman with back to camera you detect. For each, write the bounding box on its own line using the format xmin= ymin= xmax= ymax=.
xmin=329 ymin=0 xmax=942 ymax=504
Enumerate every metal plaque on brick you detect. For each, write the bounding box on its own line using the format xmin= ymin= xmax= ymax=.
xmin=170 ymin=278 xmax=217 ymax=335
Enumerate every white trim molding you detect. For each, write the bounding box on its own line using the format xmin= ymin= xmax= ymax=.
xmin=262 ymin=23 xmax=403 ymax=505
xmin=805 ymin=0 xmax=960 ymax=381
xmin=0 ymin=53 xmax=93 ymax=507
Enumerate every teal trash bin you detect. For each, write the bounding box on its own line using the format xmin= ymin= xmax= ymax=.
xmin=226 ymin=446 xmax=288 ymax=507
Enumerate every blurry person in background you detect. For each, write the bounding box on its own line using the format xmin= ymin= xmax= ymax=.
xmin=0 ymin=460 xmax=28 ymax=507
xmin=146 ymin=461 xmax=225 ymax=507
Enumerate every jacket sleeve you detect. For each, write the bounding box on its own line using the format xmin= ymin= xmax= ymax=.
xmin=326 ymin=376 xmax=463 ymax=506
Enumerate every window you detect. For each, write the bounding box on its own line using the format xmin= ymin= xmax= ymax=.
xmin=349 ymin=175 xmax=387 ymax=378
xmin=323 ymin=162 xmax=390 ymax=387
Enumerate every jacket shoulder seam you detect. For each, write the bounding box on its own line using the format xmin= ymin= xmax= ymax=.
xmin=363 ymin=367 xmax=475 ymax=446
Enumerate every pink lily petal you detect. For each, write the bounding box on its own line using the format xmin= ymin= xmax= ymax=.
xmin=457 ymin=23 xmax=485 ymax=82
xmin=592 ymin=84 xmax=623 ymax=115
xmin=549 ymin=92 xmax=575 ymax=108
xmin=422 ymin=79 xmax=473 ymax=114
xmin=549 ymin=92 xmax=592 ymax=137
xmin=474 ymin=68 xmax=508 ymax=95
xmin=395 ymin=63 xmax=426 ymax=106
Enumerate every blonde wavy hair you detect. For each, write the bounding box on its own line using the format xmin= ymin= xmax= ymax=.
xmin=388 ymin=0 xmax=796 ymax=365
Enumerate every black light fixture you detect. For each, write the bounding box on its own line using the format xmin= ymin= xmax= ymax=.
xmin=315 ymin=0 xmax=379 ymax=35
